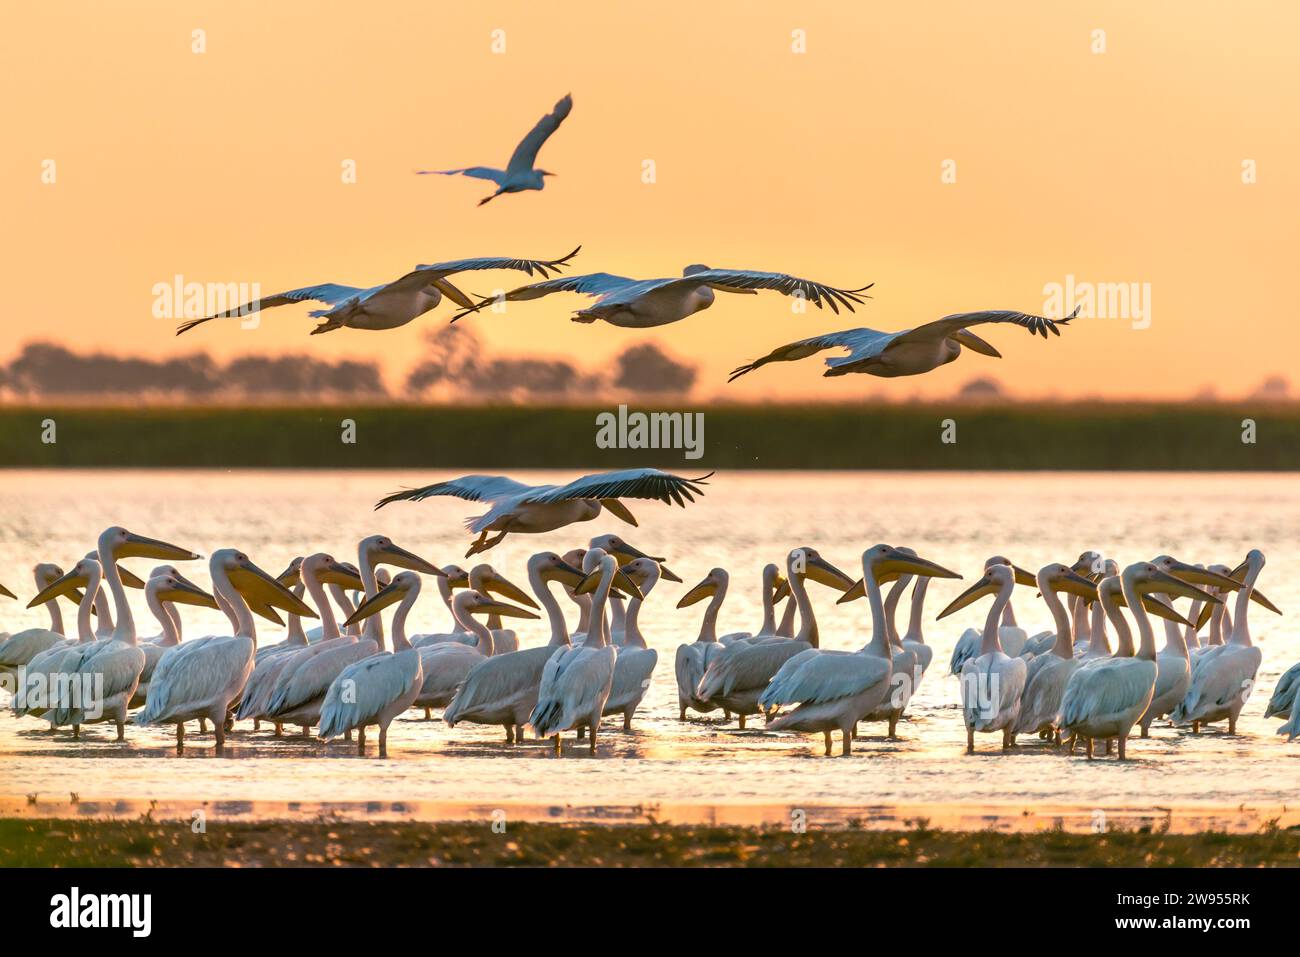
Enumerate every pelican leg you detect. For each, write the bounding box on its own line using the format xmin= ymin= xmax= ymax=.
xmin=622 ymin=711 xmax=633 ymax=732
xmin=553 ymin=734 xmax=562 ymax=754
xmin=214 ymin=720 xmax=225 ymax=754
xmin=465 ymin=530 xmax=507 ymax=558
xmin=176 ymin=722 xmax=184 ymax=753
xmin=199 ymin=718 xmax=208 ymax=733
xmin=1054 ymin=729 xmax=1062 ymax=747
xmin=1228 ymin=714 xmax=1237 ymax=735
xmin=357 ymin=726 xmax=366 ymax=755
xmin=274 ymin=723 xmax=283 ymax=737
xmin=73 ymin=724 xmax=80 ymax=739
xmin=724 ymin=709 xmax=731 ymax=721
xmin=823 ymin=730 xmax=833 ymax=756
xmin=887 ymin=716 xmax=898 ymax=740
xmin=1140 ymin=721 xmax=1150 ymax=739
xmin=589 ymin=725 xmax=598 ymax=754
xmin=1117 ymin=735 xmax=1128 ymax=761
xmin=966 ymin=727 xmax=975 ymax=754
xmin=115 ymin=718 xmax=125 ymax=742
xmin=1103 ymin=739 xmax=1112 ymax=756
xmin=302 ymin=724 xmax=310 ymax=737
xmin=515 ymin=724 xmax=524 ymax=743
xmin=737 ymin=714 xmax=746 ymax=730
xmin=842 ymin=730 xmax=852 ymax=756
xmin=576 ymin=725 xmax=586 ymax=740
xmin=1192 ymin=720 xmax=1200 ymax=734
xmin=1086 ymin=738 xmax=1094 ymax=760
xmin=505 ymin=725 xmax=514 ymax=744
xmin=378 ymin=724 xmax=389 ymax=759
xmin=424 ymin=707 xmax=432 ymax=720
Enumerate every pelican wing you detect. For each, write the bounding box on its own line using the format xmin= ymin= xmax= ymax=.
xmin=1176 ymin=647 xmax=1261 ymax=722
xmin=319 ymin=651 xmax=420 ymax=739
xmin=658 ymin=269 xmax=873 ymax=314
xmin=266 ymin=641 xmax=375 ymax=716
xmin=505 ymin=93 xmax=573 ymax=174
xmin=1264 ymin=661 xmax=1300 ymax=719
xmin=409 ymin=247 xmax=582 ymax=281
xmin=728 ymin=328 xmax=894 ymax=382
xmin=528 ymin=468 xmax=711 ymax=508
xmin=675 ymin=644 xmax=707 ymax=700
xmin=1060 ymin=658 xmax=1154 ymax=728
xmin=776 ymin=653 xmax=889 ymax=708
xmin=175 ymin=283 xmax=363 ymax=335
xmin=699 ymin=640 xmax=810 ymax=699
xmin=609 ymin=647 xmax=657 ymax=702
xmin=450 ymin=272 xmax=637 ymax=321
xmin=137 ymin=636 xmax=253 ymax=724
xmin=894 ymin=307 xmax=1080 ymax=348
xmin=446 ymin=646 xmax=553 ymax=724
xmin=416 ymin=166 xmax=508 ymax=183
xmin=374 ymin=474 xmax=538 ymax=510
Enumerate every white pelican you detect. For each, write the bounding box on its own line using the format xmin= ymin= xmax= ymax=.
xmin=1172 ymin=550 xmax=1268 ymax=735
xmin=13 ymin=560 xmax=100 ymax=722
xmin=409 ymin=565 xmax=470 ymax=647
xmin=138 ymin=548 xmax=316 ymax=751
xmin=1010 ymin=564 xmax=1098 ymax=743
xmin=1136 ymin=608 xmax=1196 ymax=738
xmin=411 ymin=564 xmax=536 ymax=653
xmin=697 ymin=548 xmax=855 ymax=728
xmin=674 ymin=568 xmax=734 ymax=720
xmin=600 ymin=558 xmax=660 ymax=731
xmin=452 ymin=267 xmax=872 ymax=328
xmin=1279 ymin=693 xmax=1300 ymax=742
xmin=851 ymin=574 xmax=919 ymax=739
xmin=0 ymin=565 xmax=70 ymax=674
xmin=530 ymin=549 xmax=624 ymax=754
xmin=763 ymin=545 xmax=960 ymax=755
xmin=947 ymin=557 xmax=1038 ymax=673
xmin=375 ymin=469 xmax=712 ymax=558
xmin=939 ymin=565 xmax=1029 ymax=753
xmin=419 ymin=93 xmax=572 ymax=206
xmin=587 ymin=534 xmax=684 ymax=585
xmin=176 ymin=249 xmax=580 ymax=336
xmin=132 ymin=571 xmax=219 ymax=709
xmin=718 ymin=564 xmax=787 ymax=646
xmin=1060 ymin=562 xmax=1217 ymax=759
xmin=444 ymin=552 xmax=588 ymax=743
xmin=1264 ymin=661 xmax=1300 ymax=723
xmin=728 ymin=306 xmax=1080 ymax=381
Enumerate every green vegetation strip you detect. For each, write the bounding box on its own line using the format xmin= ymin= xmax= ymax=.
xmin=2 ymin=818 xmax=1298 ymax=867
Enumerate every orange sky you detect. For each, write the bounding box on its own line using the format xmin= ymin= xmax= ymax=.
xmin=3 ymin=0 xmax=1297 ymax=401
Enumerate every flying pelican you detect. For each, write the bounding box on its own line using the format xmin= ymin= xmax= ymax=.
xmin=946 ymin=557 xmax=1039 ymax=673
xmin=375 ymin=469 xmax=712 ymax=558
xmin=696 ymin=548 xmax=855 ymax=728
xmin=418 ymin=93 xmax=572 ymax=206
xmin=1010 ymin=564 xmax=1098 ymax=744
xmin=1060 ymin=562 xmax=1218 ymax=759
xmin=1172 ymin=550 xmax=1268 ymax=735
xmin=444 ymin=552 xmax=588 ymax=743
xmin=451 ymin=267 xmax=873 ymax=328
xmin=175 ymin=249 xmax=580 ymax=336
xmin=600 ymin=557 xmax=660 ymax=731
xmin=138 ymin=548 xmax=316 ymax=752
xmin=938 ymin=564 xmax=1029 ymax=752
xmin=763 ymin=545 xmax=960 ymax=756
xmin=728 ymin=306 xmax=1080 ymax=381
xmin=530 ymin=549 xmax=625 ymax=754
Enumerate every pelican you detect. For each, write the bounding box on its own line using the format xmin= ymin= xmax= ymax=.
xmin=1172 ymin=550 xmax=1268 ymax=735
xmin=419 ymin=93 xmax=572 ymax=206
xmin=600 ymin=558 xmax=660 ymax=731
xmin=947 ymin=557 xmax=1038 ymax=673
xmin=939 ymin=565 xmax=1029 ymax=752
xmin=763 ymin=545 xmax=960 ymax=756
xmin=175 ymin=249 xmax=580 ymax=335
xmin=444 ymin=552 xmax=588 ymax=743
xmin=138 ymin=548 xmax=315 ymax=751
xmin=411 ymin=564 xmax=536 ymax=653
xmin=696 ymin=548 xmax=855 ymax=728
xmin=13 ymin=560 xmax=101 ymax=722
xmin=0 ymin=565 xmax=70 ymax=675
xmin=849 ymin=575 xmax=919 ymax=739
xmin=408 ymin=565 xmax=470 ymax=647
xmin=1010 ymin=564 xmax=1098 ymax=743
xmin=452 ymin=267 xmax=872 ymax=328
xmin=1264 ymin=662 xmax=1300 ymax=722
xmin=1060 ymin=562 xmax=1218 ymax=759
xmin=674 ymin=568 xmax=734 ymax=720
xmin=727 ymin=306 xmax=1080 ymax=381
xmin=718 ymin=565 xmax=787 ymax=646
xmin=530 ymin=549 xmax=625 ymax=753
xmin=587 ymin=534 xmax=684 ymax=585
xmin=375 ymin=469 xmax=712 ymax=558
xmin=132 ymin=571 xmax=219 ymax=709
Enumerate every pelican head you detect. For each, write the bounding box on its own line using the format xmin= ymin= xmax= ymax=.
xmin=1070 ymin=551 xmax=1103 ymax=576
xmin=620 ymin=557 xmax=661 ymax=595
xmin=1036 ymin=563 xmax=1098 ymax=600
xmin=788 ymin=547 xmax=857 ymax=591
xmin=1100 ymin=576 xmax=1195 ymax=627
xmin=539 ymin=169 xmax=557 ymax=177
xmin=984 ymin=555 xmax=1037 ymax=586
xmin=299 ymin=553 xmax=366 ymax=591
xmin=575 ymin=552 xmax=643 ymax=600
xmin=682 ymin=264 xmax=712 ymax=276
xmin=452 ymin=588 xmax=542 ymax=623
xmin=213 ymin=548 xmax=318 ymax=618
xmin=937 ymin=563 xmax=1015 ymax=619
xmin=344 ymin=571 xmax=423 ymax=626
xmin=1124 ymin=562 xmax=1222 ymax=604
xmin=151 ymin=573 xmax=220 ymax=610
xmin=442 ymin=565 xmax=471 ymax=588
xmin=28 ymin=557 xmax=102 ymax=608
xmin=678 ymin=568 xmax=726 ymax=608
xmin=1150 ymin=555 xmax=1250 ymax=593
xmin=589 ymin=534 xmax=680 ymax=583
xmin=529 ymin=551 xmax=587 ymax=589
xmin=98 ymin=526 xmax=200 ymax=563
xmin=360 ymin=535 xmax=445 ymax=577
xmin=276 ymin=556 xmax=306 ymax=585
xmin=838 ymin=545 xmax=961 ymax=604
xmin=471 ymin=564 xmax=539 ymax=609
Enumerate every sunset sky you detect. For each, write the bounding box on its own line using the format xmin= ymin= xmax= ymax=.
xmin=3 ymin=0 xmax=1297 ymax=401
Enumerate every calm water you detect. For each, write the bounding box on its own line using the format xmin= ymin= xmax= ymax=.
xmin=1 ymin=469 xmax=1296 ymax=831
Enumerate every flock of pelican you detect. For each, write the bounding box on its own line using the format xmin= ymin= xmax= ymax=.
xmin=0 ymin=506 xmax=1292 ymax=759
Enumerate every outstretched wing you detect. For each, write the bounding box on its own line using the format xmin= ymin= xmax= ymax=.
xmin=506 ymin=93 xmax=573 ymax=174
xmin=657 ymin=269 xmax=873 ymax=315
xmin=896 ymin=306 xmax=1080 ymax=347
xmin=375 ymin=474 xmax=537 ymax=510
xmin=450 ymin=272 xmax=637 ymax=322
xmin=528 ymin=468 xmax=711 ymax=508
xmin=728 ymin=328 xmax=892 ymax=382
xmin=175 ymin=283 xmax=362 ymax=335
xmin=416 ymin=166 xmax=508 ymax=184
xmin=410 ymin=247 xmax=582 ymax=281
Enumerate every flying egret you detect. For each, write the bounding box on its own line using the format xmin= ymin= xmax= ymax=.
xmin=451 ymin=266 xmax=872 ymax=328
xmin=419 ymin=93 xmax=572 ymax=206
xmin=175 ymin=248 xmax=580 ymax=336
xmin=728 ymin=306 xmax=1080 ymax=381
xmin=375 ymin=469 xmax=712 ymax=557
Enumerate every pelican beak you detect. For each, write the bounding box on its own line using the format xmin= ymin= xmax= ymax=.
xmin=119 ymin=567 xmax=148 ymax=589
xmin=805 ymin=556 xmax=857 ymax=591
xmin=156 ymin=579 xmax=220 ymax=609
xmin=1054 ymin=570 xmax=1098 ymax=600
xmin=1195 ymin=603 xmax=1214 ymax=631
xmin=246 ymin=601 xmax=286 ymax=627
xmin=879 ymin=549 xmax=963 ymax=583
xmin=118 ymin=532 xmax=201 ymax=562
xmin=677 ymin=577 xmax=716 ymax=608
xmin=547 ymin=560 xmax=588 ymax=590
xmin=1162 ymin=559 xmax=1251 ymax=595
xmin=344 ymin=579 xmax=407 ymax=627
xmin=599 ymin=499 xmax=639 ymax=528
xmin=1070 ymin=556 xmax=1095 ymax=575
xmin=1141 ymin=568 xmax=1220 ymax=604
xmin=1225 ymin=559 xmax=1282 ymax=615
xmin=475 ymin=597 xmax=541 ymax=621
xmin=376 ymin=542 xmax=444 ymax=577
xmin=0 ymin=582 xmax=14 ymax=600
xmin=276 ymin=558 xmax=304 ymax=587
xmin=486 ymin=572 xmax=539 ymax=609
xmin=575 ymin=567 xmax=643 ymax=600
xmin=27 ymin=567 xmax=88 ymax=607
xmin=837 ymin=580 xmax=865 ymax=605
xmin=319 ymin=560 xmax=366 ymax=591
xmin=229 ymin=559 xmax=318 ymax=618
xmin=937 ymin=576 xmax=997 ymax=620
xmin=607 ymin=539 xmax=664 ymax=565
xmin=1140 ymin=595 xmax=1194 ymax=628
xmin=773 ymin=577 xmax=793 ymax=602
xmin=1010 ymin=565 xmax=1038 ymax=587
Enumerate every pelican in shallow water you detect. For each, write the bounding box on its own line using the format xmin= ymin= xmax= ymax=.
xmin=600 ymin=557 xmax=660 ymax=731
xmin=411 ymin=564 xmax=536 ymax=654
xmin=0 ymin=565 xmax=70 ymax=675
xmin=947 ymin=557 xmax=1039 ymax=673
xmin=728 ymin=306 xmax=1080 ymax=381
xmin=452 ymin=266 xmax=872 ymax=328
xmin=674 ymin=568 xmax=736 ymax=720
xmin=1265 ymin=661 xmax=1300 ymax=723
xmin=418 ymin=93 xmax=572 ymax=206
xmin=14 ymin=560 xmax=101 ymax=722
xmin=375 ymin=469 xmax=712 ymax=558
xmin=175 ymin=249 xmax=579 ymax=335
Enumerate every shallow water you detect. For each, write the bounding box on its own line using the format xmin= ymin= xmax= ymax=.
xmin=1 ymin=469 xmax=1296 ymax=831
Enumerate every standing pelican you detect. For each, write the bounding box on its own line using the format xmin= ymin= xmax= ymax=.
xmin=763 ymin=545 xmax=960 ymax=756
xmin=530 ymin=550 xmax=625 ymax=754
xmin=452 ymin=267 xmax=873 ymax=328
xmin=728 ymin=307 xmax=1079 ymax=381
xmin=674 ymin=568 xmax=733 ymax=720
xmin=419 ymin=93 xmax=572 ymax=206
xmin=444 ymin=552 xmax=588 ymax=743
xmin=1172 ymin=550 xmax=1268 ymax=735
xmin=133 ymin=571 xmax=219 ymax=709
xmin=1265 ymin=661 xmax=1300 ymax=722
xmin=601 ymin=557 xmax=660 ymax=731
xmin=1011 ymin=564 xmax=1098 ymax=743
xmin=851 ymin=575 xmax=919 ymax=739
xmin=0 ymin=565 xmax=70 ymax=675
xmin=587 ymin=534 xmax=684 ymax=585
xmin=13 ymin=560 xmax=101 ymax=722
xmin=947 ymin=557 xmax=1038 ymax=673
xmin=138 ymin=549 xmax=315 ymax=751
xmin=411 ymin=564 xmax=536 ymax=653
xmin=375 ymin=469 xmax=711 ymax=558
xmin=1061 ymin=563 xmax=1217 ymax=759
xmin=176 ymin=249 xmax=580 ymax=335
xmin=409 ymin=565 xmax=470 ymax=648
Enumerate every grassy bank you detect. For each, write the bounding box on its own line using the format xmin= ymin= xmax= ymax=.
xmin=1 ymin=403 xmax=1298 ymax=470
xmin=3 ymin=817 xmax=1298 ymax=867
